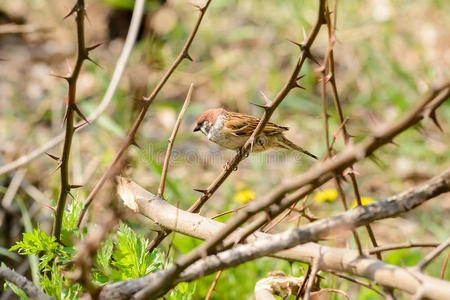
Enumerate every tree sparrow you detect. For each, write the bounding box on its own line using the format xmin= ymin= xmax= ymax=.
xmin=193 ymin=108 xmax=318 ymax=160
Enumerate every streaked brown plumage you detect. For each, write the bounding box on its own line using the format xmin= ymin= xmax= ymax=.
xmin=193 ymin=108 xmax=317 ymax=160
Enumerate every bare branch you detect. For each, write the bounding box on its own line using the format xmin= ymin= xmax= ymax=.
xmin=368 ymin=242 xmax=440 ymax=255
xmin=416 ymin=238 xmax=450 ymax=271
xmin=328 ymin=271 xmax=385 ymax=297
xmin=77 ymin=0 xmax=213 ymax=228
xmin=303 ymin=260 xmax=319 ymax=300
xmin=0 ymin=267 xmax=53 ymax=300
xmin=0 ymin=0 xmax=146 ymax=176
xmin=109 ymin=168 xmax=450 ymax=299
xmin=187 ymin=0 xmax=327 ymax=215
xmin=157 ymin=83 xmax=194 ymax=197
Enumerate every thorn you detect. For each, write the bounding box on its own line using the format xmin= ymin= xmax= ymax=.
xmin=85 ymin=42 xmax=103 ymax=52
xmin=296 ymin=74 xmax=305 ymax=81
xmin=250 ymin=102 xmax=270 ymax=110
xmin=70 ymin=184 xmax=83 ymax=189
xmin=293 ymin=82 xmax=306 ymax=90
xmin=188 ymin=1 xmax=203 ymax=11
xmin=74 ymin=120 xmax=89 ymax=130
xmin=287 ymin=38 xmax=304 ymax=49
xmin=65 ymin=59 xmax=73 ymax=74
xmin=86 ymin=56 xmax=103 ymax=69
xmin=45 ymin=152 xmax=60 ymax=161
xmin=369 ymin=154 xmax=387 ymax=169
xmin=73 ymin=105 xmax=89 ymax=124
xmin=305 ymin=50 xmax=321 ymax=66
xmin=259 ymin=90 xmax=273 ymax=106
xmin=68 ymin=190 xmax=75 ymax=199
xmin=49 ymin=162 xmax=62 ymax=176
xmin=429 ymin=111 xmax=443 ymax=132
xmin=84 ymin=7 xmax=90 ymax=23
xmin=50 ymin=73 xmax=70 ymax=82
xmin=130 ymin=138 xmax=140 ymax=149
xmin=182 ymin=52 xmax=194 ymax=62
xmin=63 ymin=4 xmax=78 ymax=19
xmin=63 ymin=104 xmax=70 ymax=124
xmin=193 ymin=188 xmax=208 ymax=194
xmin=302 ymin=27 xmax=308 ymax=43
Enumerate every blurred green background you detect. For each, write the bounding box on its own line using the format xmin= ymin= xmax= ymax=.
xmin=1 ymin=0 xmax=449 ymax=299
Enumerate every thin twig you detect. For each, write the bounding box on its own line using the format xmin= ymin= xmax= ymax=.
xmin=158 ymin=83 xmax=194 ymax=197
xmin=329 ymin=271 xmax=385 ymax=297
xmin=440 ymin=250 xmax=450 ymax=279
xmin=303 ymin=260 xmax=319 ymax=300
xmin=211 ymin=204 xmax=248 ymax=219
xmin=0 ymin=0 xmax=145 ymax=176
xmin=77 ymin=0 xmax=212 ymax=228
xmin=310 ymin=288 xmax=351 ymax=300
xmin=416 ymin=238 xmax=450 ymax=270
xmin=295 ymin=265 xmax=311 ymax=300
xmin=368 ymin=242 xmax=439 ymax=255
xmin=205 ymin=270 xmax=223 ymax=300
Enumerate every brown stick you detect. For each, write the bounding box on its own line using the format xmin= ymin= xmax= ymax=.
xmin=416 ymin=238 xmax=450 ymax=271
xmin=157 ymin=83 xmax=194 ymax=197
xmin=205 ymin=270 xmax=223 ymax=300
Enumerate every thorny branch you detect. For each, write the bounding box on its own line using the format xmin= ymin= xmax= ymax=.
xmin=0 ymin=0 xmax=146 ymax=176
xmin=76 ymin=0 xmax=213 ymax=228
xmin=53 ymin=0 xmax=101 ymax=241
xmin=146 ymin=0 xmax=328 ymax=262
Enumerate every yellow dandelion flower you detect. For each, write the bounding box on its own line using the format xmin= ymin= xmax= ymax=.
xmin=351 ymin=197 xmax=375 ymax=208
xmin=314 ymin=189 xmax=338 ymax=203
xmin=234 ymin=190 xmax=255 ymax=203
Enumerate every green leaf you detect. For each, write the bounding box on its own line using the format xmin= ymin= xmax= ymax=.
xmin=9 ymin=227 xmax=62 ymax=271
xmin=3 ymin=281 xmax=30 ymax=300
xmin=96 ymin=237 xmax=114 ymax=270
xmin=111 ymin=223 xmax=162 ymax=281
xmin=168 ymin=282 xmax=196 ymax=300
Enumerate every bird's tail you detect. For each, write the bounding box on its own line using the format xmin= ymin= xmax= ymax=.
xmin=277 ymin=136 xmax=318 ymax=160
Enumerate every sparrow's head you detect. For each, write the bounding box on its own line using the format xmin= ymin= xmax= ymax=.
xmin=193 ymin=108 xmax=225 ymax=135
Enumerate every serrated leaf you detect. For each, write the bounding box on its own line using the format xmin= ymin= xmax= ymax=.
xmin=111 ymin=223 xmax=163 ymax=281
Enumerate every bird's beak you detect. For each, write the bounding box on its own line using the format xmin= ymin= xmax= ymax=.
xmin=193 ymin=124 xmax=201 ymax=132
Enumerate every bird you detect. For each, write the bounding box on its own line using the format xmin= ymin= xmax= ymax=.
xmin=193 ymin=108 xmax=318 ymax=160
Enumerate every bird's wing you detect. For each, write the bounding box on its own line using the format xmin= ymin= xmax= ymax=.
xmin=224 ymin=113 xmax=288 ymax=136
